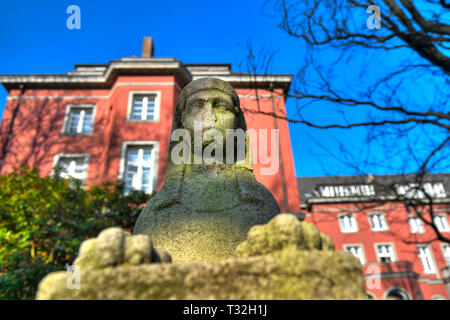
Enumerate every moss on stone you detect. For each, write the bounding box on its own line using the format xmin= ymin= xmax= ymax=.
xmin=37 ymin=215 xmax=365 ymax=300
xmin=133 ymin=168 xmax=281 ymax=263
xmin=37 ymin=249 xmax=366 ymax=300
xmin=73 ymin=238 xmax=98 ymax=270
xmin=320 ymin=232 xmax=335 ymax=251
xmin=133 ymin=78 xmax=281 ymax=263
xmin=73 ymin=227 xmax=171 ymax=272
xmin=235 ymin=214 xmax=333 ymax=258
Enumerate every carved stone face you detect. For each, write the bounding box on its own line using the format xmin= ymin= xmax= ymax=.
xmin=182 ymin=89 xmax=239 ymax=146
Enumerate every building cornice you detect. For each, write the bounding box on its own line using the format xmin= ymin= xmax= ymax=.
xmin=364 ymin=271 xmax=419 ymax=280
xmin=301 ymin=196 xmax=450 ymax=209
xmin=0 ymin=59 xmax=293 ymax=95
xmin=0 ymin=58 xmax=192 ymax=91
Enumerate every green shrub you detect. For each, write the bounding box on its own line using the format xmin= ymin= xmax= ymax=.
xmin=0 ymin=167 xmax=153 ymax=299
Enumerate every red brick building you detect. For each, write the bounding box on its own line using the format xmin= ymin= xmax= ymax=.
xmin=298 ymin=174 xmax=450 ymax=300
xmin=0 ymin=38 xmax=300 ymax=213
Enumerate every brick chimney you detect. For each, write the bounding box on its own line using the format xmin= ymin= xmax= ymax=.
xmin=141 ymin=37 xmax=154 ymax=58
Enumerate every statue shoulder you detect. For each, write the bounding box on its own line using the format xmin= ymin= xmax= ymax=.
xmin=147 ymin=163 xmax=185 ymax=211
xmin=235 ymin=167 xmax=269 ymax=205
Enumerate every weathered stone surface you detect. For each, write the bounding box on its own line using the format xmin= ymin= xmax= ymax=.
xmin=37 ymin=215 xmax=366 ymax=300
xmin=37 ymin=250 xmax=366 ymax=300
xmin=73 ymin=227 xmax=171 ymax=272
xmin=95 ymin=227 xmax=126 ymax=267
xmin=235 ymin=214 xmax=334 ymax=258
xmin=133 ymin=77 xmax=280 ymax=262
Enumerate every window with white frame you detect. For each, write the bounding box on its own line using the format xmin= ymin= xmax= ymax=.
xmin=64 ymin=105 xmax=94 ymax=134
xmin=418 ymin=245 xmax=436 ymax=274
xmin=433 ymin=215 xmax=450 ymax=233
xmin=344 ymin=245 xmax=366 ymax=265
xmin=128 ymin=93 xmax=159 ymax=121
xmin=442 ymin=244 xmax=450 ymax=266
xmin=424 ymin=183 xmax=446 ymax=198
xmin=369 ymin=213 xmax=388 ymax=231
xmin=319 ymin=184 xmax=375 ymax=198
xmin=338 ymin=214 xmax=358 ymax=233
xmin=409 ymin=216 xmax=425 ymax=234
xmin=124 ymin=145 xmax=155 ymax=194
xmin=54 ymin=154 xmax=89 ymax=183
xmin=395 ymin=182 xmax=446 ymax=199
xmin=376 ymin=244 xmax=396 ymax=263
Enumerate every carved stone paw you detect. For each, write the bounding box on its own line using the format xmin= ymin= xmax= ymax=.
xmin=235 ymin=213 xmax=335 ymax=258
xmin=74 ymin=227 xmax=171 ymax=270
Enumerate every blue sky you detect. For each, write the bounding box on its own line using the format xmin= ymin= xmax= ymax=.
xmin=0 ymin=0 xmax=447 ymax=177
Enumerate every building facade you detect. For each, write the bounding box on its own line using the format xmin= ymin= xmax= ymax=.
xmin=298 ymin=174 xmax=450 ymax=300
xmin=2 ymin=37 xmax=450 ymax=300
xmin=0 ymin=38 xmax=300 ymax=212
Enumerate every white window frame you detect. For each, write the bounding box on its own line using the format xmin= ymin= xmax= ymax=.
xmin=343 ymin=244 xmax=366 ymax=265
xmin=126 ymin=91 xmax=161 ymax=122
xmin=441 ymin=243 xmax=450 ymax=266
xmin=338 ymin=213 xmax=359 ymax=233
xmin=52 ymin=153 xmax=90 ymax=184
xmin=374 ymin=243 xmax=397 ymax=263
xmin=361 ymin=184 xmax=376 ymax=197
xmin=368 ymin=212 xmax=389 ymax=232
xmin=61 ymin=104 xmax=96 ymax=134
xmin=433 ymin=214 xmax=450 ymax=233
xmin=396 ymin=182 xmax=447 ymax=199
xmin=423 ymin=182 xmax=446 ymax=198
xmin=417 ymin=244 xmax=437 ymax=275
xmin=118 ymin=141 xmax=159 ymax=194
xmin=319 ymin=184 xmax=375 ymax=198
xmin=408 ymin=215 xmax=425 ymax=234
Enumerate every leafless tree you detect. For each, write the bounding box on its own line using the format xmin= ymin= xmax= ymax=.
xmin=241 ymin=0 xmax=450 ymax=243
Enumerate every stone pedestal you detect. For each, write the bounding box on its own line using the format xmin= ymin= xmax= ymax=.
xmin=37 ymin=214 xmax=367 ymax=300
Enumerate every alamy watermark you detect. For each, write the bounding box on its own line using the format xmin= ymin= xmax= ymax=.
xmin=365 ymin=265 xmax=381 ymax=290
xmin=66 ymin=5 xmax=81 ymax=30
xmin=366 ymin=5 xmax=381 ymax=30
xmin=170 ymin=121 xmax=280 ymax=176
xmin=66 ymin=263 xmax=81 ymax=290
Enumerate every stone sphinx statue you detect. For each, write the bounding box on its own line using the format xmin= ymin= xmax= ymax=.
xmin=133 ymin=77 xmax=280 ymax=262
